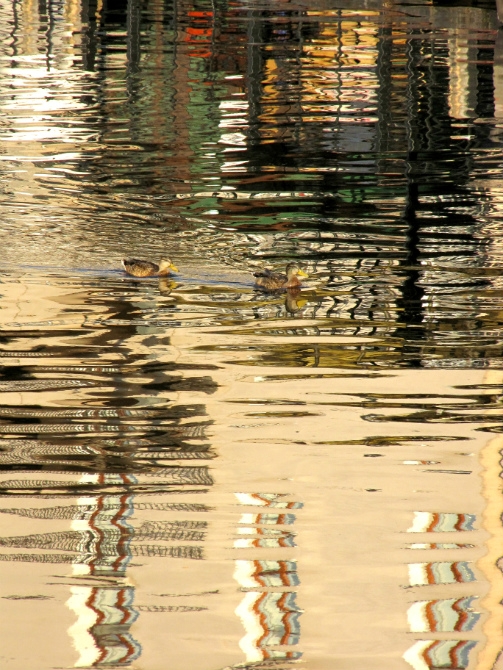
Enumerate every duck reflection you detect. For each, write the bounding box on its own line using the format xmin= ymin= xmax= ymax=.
xmin=252 ymin=288 xmax=308 ymax=319
xmin=158 ymin=277 xmax=177 ymax=296
xmin=285 ymin=288 xmax=308 ymax=315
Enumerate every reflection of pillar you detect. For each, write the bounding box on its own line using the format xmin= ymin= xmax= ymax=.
xmin=73 ymin=476 xmax=136 ymax=577
xmin=407 ymin=597 xmax=479 ymax=633
xmin=66 ymin=474 xmax=141 ymax=666
xmin=81 ymin=0 xmax=101 ymax=72
xmin=235 ymin=588 xmax=301 ymax=662
xmin=246 ymin=11 xmax=264 ymax=148
xmin=494 ymin=30 xmax=503 ymax=119
xmin=127 ymin=0 xmax=141 ymax=77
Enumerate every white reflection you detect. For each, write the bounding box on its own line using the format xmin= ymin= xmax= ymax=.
xmin=403 ymin=640 xmax=432 ymax=670
xmin=235 ymin=591 xmax=264 ymax=663
xmin=67 ymin=586 xmax=100 ymax=667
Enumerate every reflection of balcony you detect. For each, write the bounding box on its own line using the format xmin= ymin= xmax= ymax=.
xmin=0 ymin=466 xmax=213 ymax=667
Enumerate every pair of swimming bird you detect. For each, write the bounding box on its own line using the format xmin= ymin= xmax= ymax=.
xmin=121 ymin=257 xmax=308 ymax=290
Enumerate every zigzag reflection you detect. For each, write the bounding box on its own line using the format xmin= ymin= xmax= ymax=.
xmin=233 ymin=493 xmax=303 ymax=665
xmin=403 ymin=510 xmax=480 ymax=670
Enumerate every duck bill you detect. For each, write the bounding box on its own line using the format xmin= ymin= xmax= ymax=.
xmin=169 ymin=263 xmax=179 ymax=272
xmin=298 ymin=269 xmax=308 ymax=277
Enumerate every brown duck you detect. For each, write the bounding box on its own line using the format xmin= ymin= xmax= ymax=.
xmin=122 ymin=258 xmax=178 ymax=277
xmin=254 ymin=262 xmax=308 ymax=290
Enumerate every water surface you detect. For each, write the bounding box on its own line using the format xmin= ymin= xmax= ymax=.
xmin=1 ymin=1 xmax=503 ymax=669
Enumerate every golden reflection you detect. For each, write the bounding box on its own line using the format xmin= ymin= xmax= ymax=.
xmin=1 ymin=2 xmax=503 ymax=670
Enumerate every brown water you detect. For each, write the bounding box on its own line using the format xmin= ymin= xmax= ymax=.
xmin=1 ymin=1 xmax=503 ymax=669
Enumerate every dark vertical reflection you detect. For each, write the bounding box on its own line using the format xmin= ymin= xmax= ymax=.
xmin=81 ymin=0 xmax=99 ymax=71
xmin=246 ymin=9 xmax=264 ymax=150
xmin=127 ymin=0 xmax=141 ymax=77
xmin=395 ymin=37 xmax=425 ymax=365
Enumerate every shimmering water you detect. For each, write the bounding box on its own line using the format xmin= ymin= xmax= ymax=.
xmin=1 ymin=1 xmax=503 ymax=669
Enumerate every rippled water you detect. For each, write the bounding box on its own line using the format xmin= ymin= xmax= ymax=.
xmin=2 ymin=1 xmax=503 ymax=669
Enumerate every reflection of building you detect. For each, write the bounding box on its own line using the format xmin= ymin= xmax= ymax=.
xmin=68 ymin=585 xmax=141 ymax=667
xmin=232 ymin=493 xmax=303 ymax=665
xmin=407 ymin=597 xmax=480 ymax=633
xmin=66 ymin=478 xmax=140 ymax=666
xmin=0 ymin=470 xmax=210 ymax=666
xmin=403 ymin=510 xmax=481 ymax=670
xmin=405 ymin=639 xmax=477 ymax=670
xmin=2 ymin=2 xmax=503 ymax=670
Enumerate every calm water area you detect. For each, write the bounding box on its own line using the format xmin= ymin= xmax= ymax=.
xmin=2 ymin=0 xmax=503 ymax=668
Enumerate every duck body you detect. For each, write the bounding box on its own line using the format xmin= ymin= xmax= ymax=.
xmin=122 ymin=258 xmax=178 ymax=277
xmin=254 ymin=262 xmax=308 ymax=291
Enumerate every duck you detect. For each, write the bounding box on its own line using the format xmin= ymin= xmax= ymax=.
xmin=253 ymin=262 xmax=308 ymax=291
xmin=122 ymin=257 xmax=178 ymax=277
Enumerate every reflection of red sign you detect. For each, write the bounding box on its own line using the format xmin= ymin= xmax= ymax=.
xmin=187 ymin=28 xmax=212 ymax=37
xmin=185 ymin=10 xmax=213 ymax=57
xmin=188 ymin=11 xmax=213 ymax=17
